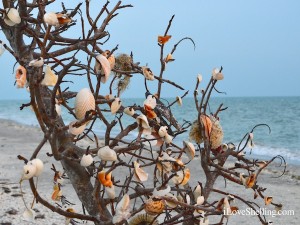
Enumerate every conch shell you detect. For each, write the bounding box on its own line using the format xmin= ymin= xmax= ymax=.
xmin=74 ymin=88 xmax=95 ymax=120
xmin=97 ymin=170 xmax=113 ymax=187
xmin=111 ymin=97 xmax=122 ymax=114
xmin=134 ymin=161 xmax=148 ymax=182
xmin=94 ymin=54 xmax=111 ymax=83
xmin=142 ymin=67 xmax=155 ymax=81
xmin=97 ymin=146 xmax=117 ymax=161
xmin=41 ymin=65 xmax=58 ymax=86
xmin=15 ymin=65 xmax=27 ymax=88
xmin=4 ymin=8 xmax=21 ymax=26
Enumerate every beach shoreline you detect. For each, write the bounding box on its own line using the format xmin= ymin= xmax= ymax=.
xmin=0 ymin=118 xmax=299 ymax=224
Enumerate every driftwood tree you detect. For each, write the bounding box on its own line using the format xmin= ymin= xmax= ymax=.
xmin=0 ymin=1 xmax=286 ymax=225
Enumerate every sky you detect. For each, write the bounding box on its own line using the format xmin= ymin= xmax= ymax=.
xmin=1 ymin=0 xmax=300 ymax=99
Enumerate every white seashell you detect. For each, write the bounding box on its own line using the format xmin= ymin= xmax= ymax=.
xmin=97 ymin=146 xmax=117 ymax=161
xmin=113 ymin=194 xmax=131 ymax=224
xmin=29 ymin=159 xmax=44 ymax=177
xmin=105 ymin=185 xmax=115 ymax=199
xmin=197 ymin=74 xmax=203 ymax=83
xmin=248 ymin=132 xmax=255 ymax=148
xmin=142 ymin=66 xmax=155 ymax=80
xmin=164 ymin=133 xmax=173 ymax=144
xmin=183 ymin=141 xmax=195 ymax=160
xmin=69 ymin=120 xmax=86 ymax=136
xmin=29 ymin=57 xmax=44 ymax=67
xmin=4 ymin=8 xmax=21 ymax=26
xmin=111 ymin=97 xmax=122 ymax=114
xmin=186 ymin=195 xmax=191 ymax=205
xmin=136 ymin=114 xmax=150 ymax=129
xmin=43 ymin=12 xmax=59 ymax=26
xmin=22 ymin=208 xmax=35 ymax=221
xmin=212 ymin=68 xmax=224 ymax=80
xmin=0 ymin=44 xmax=5 ymax=56
xmin=95 ymin=54 xmax=111 ymax=83
xmin=153 ymin=185 xmax=171 ymax=197
xmin=55 ymin=104 xmax=61 ymax=116
xmin=165 ymin=53 xmax=174 ymax=63
xmin=80 ymin=154 xmax=93 ymax=167
xmin=124 ymin=107 xmax=135 ymax=116
xmin=144 ymin=95 xmax=156 ymax=109
xmin=102 ymin=50 xmax=115 ymax=69
xmin=193 ymin=184 xmax=202 ymax=200
xmin=41 ymin=65 xmax=58 ymax=86
xmin=143 ymin=134 xmax=157 ymax=147
xmin=74 ymin=88 xmax=95 ymax=120
xmin=22 ymin=164 xmax=37 ymax=180
xmin=158 ymin=126 xmax=168 ymax=138
xmin=172 ymin=168 xmax=190 ymax=186
xmin=134 ymin=161 xmax=148 ymax=182
xmin=165 ymin=193 xmax=177 ymax=208
xmin=176 ymin=96 xmax=182 ymax=106
xmin=197 ymin=196 xmax=205 ymax=205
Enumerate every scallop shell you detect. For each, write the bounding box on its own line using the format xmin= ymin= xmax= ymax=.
xmin=80 ymin=154 xmax=93 ymax=167
xmin=124 ymin=107 xmax=135 ymax=116
xmin=4 ymin=8 xmax=21 ymax=26
xmin=183 ymin=141 xmax=195 ymax=160
xmin=197 ymin=74 xmax=203 ymax=83
xmin=29 ymin=158 xmax=44 ymax=177
xmin=43 ymin=12 xmax=59 ymax=26
xmin=164 ymin=133 xmax=173 ymax=144
xmin=136 ymin=114 xmax=150 ymax=129
xmin=41 ymin=65 xmax=58 ymax=86
xmin=134 ymin=161 xmax=148 ymax=182
xmin=172 ymin=168 xmax=190 ymax=186
xmin=29 ymin=57 xmax=44 ymax=67
xmin=142 ymin=66 xmax=155 ymax=81
xmin=97 ymin=146 xmax=117 ymax=161
xmin=22 ymin=208 xmax=35 ymax=221
xmin=105 ymin=185 xmax=115 ymax=199
xmin=144 ymin=95 xmax=156 ymax=109
xmin=69 ymin=120 xmax=86 ymax=136
xmin=94 ymin=54 xmax=111 ymax=83
xmin=15 ymin=65 xmax=27 ymax=88
xmin=74 ymin=88 xmax=95 ymax=120
xmin=97 ymin=170 xmax=113 ymax=187
xmin=176 ymin=96 xmax=182 ymax=106
xmin=22 ymin=164 xmax=37 ymax=180
xmin=158 ymin=126 xmax=168 ymax=138
xmin=111 ymin=97 xmax=122 ymax=114
xmin=212 ymin=68 xmax=224 ymax=80
xmin=145 ymin=197 xmax=165 ymax=215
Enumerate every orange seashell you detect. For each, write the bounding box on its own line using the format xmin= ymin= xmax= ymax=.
xmin=102 ymin=50 xmax=115 ymax=69
xmin=15 ymin=65 xmax=27 ymax=88
xmin=200 ymin=115 xmax=212 ymax=138
xmin=158 ymin=35 xmax=172 ymax=44
xmin=264 ymin=196 xmax=273 ymax=206
xmin=246 ymin=173 xmax=256 ymax=188
xmin=145 ymin=197 xmax=165 ymax=215
xmin=97 ymin=170 xmax=113 ymax=187
xmin=56 ymin=13 xmax=72 ymax=25
xmin=144 ymin=104 xmax=157 ymax=119
xmin=231 ymin=206 xmax=239 ymax=213
xmin=51 ymin=185 xmax=62 ymax=201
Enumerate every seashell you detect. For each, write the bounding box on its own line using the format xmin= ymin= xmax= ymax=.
xmin=0 ymin=44 xmax=5 ymax=56
xmin=212 ymin=68 xmax=224 ymax=80
xmin=172 ymin=168 xmax=190 ymax=185
xmin=176 ymin=96 xmax=182 ymax=106
xmin=144 ymin=95 xmax=157 ymax=109
xmin=172 ymin=158 xmax=184 ymax=171
xmin=113 ymin=194 xmax=131 ymax=224
xmin=264 ymin=196 xmax=273 ymax=206
xmin=102 ymin=50 xmax=115 ymax=69
xmin=209 ymin=116 xmax=223 ymax=149
xmin=129 ymin=213 xmax=159 ymax=225
xmin=197 ymin=74 xmax=203 ymax=83
xmin=74 ymin=88 xmax=95 ymax=120
xmin=41 ymin=65 xmax=58 ymax=86
xmin=68 ymin=120 xmax=86 ymax=136
xmin=186 ymin=194 xmax=191 ymax=205
xmin=97 ymin=146 xmax=117 ymax=161
xmin=223 ymin=197 xmax=232 ymax=217
xmin=51 ymin=184 xmax=62 ymax=201
xmin=245 ymin=173 xmax=256 ymax=188
xmin=105 ymin=185 xmax=115 ymax=199
xmin=164 ymin=53 xmax=174 ymax=63
xmin=22 ymin=208 xmax=35 ymax=221
xmin=158 ymin=126 xmax=168 ymax=138
xmin=153 ymin=185 xmax=171 ymax=197
xmin=197 ymin=196 xmax=205 ymax=205
xmin=221 ymin=143 xmax=228 ymax=152
xmin=144 ymin=104 xmax=157 ymax=119
xmin=193 ymin=184 xmax=202 ymax=201
xmin=15 ymin=65 xmax=27 ymax=88
xmin=134 ymin=161 xmax=148 ymax=182
xmin=111 ymin=97 xmax=122 ymax=114
xmin=248 ymin=132 xmax=255 ymax=148
xmin=55 ymin=103 xmax=61 ymax=116
xmin=145 ymin=197 xmax=165 ymax=215
xmin=158 ymin=35 xmax=172 ymax=44
xmin=157 ymin=153 xmax=174 ymax=174
xmin=56 ymin=13 xmax=72 ymax=25
xmin=80 ymin=154 xmax=93 ymax=167
xmin=124 ymin=107 xmax=135 ymax=116
xmin=183 ymin=141 xmax=195 ymax=160
xmin=164 ymin=133 xmax=173 ymax=144
xmin=142 ymin=66 xmax=155 ymax=81
xmin=28 ymin=158 xmax=44 ymax=177
xmin=4 ymin=8 xmax=21 ymax=26
xmin=136 ymin=114 xmax=150 ymax=129
xmin=43 ymin=12 xmax=59 ymax=26
xmin=231 ymin=206 xmax=239 ymax=213
xmin=97 ymin=170 xmax=113 ymax=187
xmin=189 ymin=115 xmax=212 ymax=144
xmin=94 ymin=54 xmax=111 ymax=83
xmin=164 ymin=193 xmax=177 ymax=209
xmin=22 ymin=164 xmax=37 ymax=180
xmin=29 ymin=57 xmax=44 ymax=67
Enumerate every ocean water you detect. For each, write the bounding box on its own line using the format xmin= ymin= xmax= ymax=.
xmin=0 ymin=97 xmax=299 ymax=164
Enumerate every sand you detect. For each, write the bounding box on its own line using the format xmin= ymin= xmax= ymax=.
xmin=0 ymin=118 xmax=299 ymax=225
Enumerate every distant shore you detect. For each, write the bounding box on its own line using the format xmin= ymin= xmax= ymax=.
xmin=0 ymin=118 xmax=299 ymax=224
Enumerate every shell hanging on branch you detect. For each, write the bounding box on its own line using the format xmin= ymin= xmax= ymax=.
xmin=172 ymin=168 xmax=190 ymax=186
xmin=136 ymin=114 xmax=150 ymax=129
xmin=74 ymin=88 xmax=95 ymax=120
xmin=209 ymin=116 xmax=224 ymax=149
xmin=134 ymin=161 xmax=148 ymax=182
xmin=212 ymin=67 xmax=224 ymax=80
xmin=4 ymin=8 xmax=21 ymax=26
xmin=94 ymin=54 xmax=111 ymax=83
xmin=41 ymin=65 xmax=58 ymax=86
xmin=15 ymin=65 xmax=27 ymax=88
xmin=29 ymin=57 xmax=44 ymax=67
xmin=102 ymin=50 xmax=115 ymax=69
xmin=176 ymin=96 xmax=182 ymax=106
xmin=97 ymin=170 xmax=113 ymax=187
xmin=111 ymin=97 xmax=122 ymax=114
xmin=189 ymin=115 xmax=212 ymax=144
xmin=124 ymin=107 xmax=135 ymax=116
xmin=144 ymin=197 xmax=165 ymax=215
xmin=113 ymin=194 xmax=131 ymax=224
xmin=68 ymin=120 xmax=86 ymax=136
xmin=97 ymin=146 xmax=117 ymax=161
xmin=158 ymin=35 xmax=172 ymax=44
xmin=142 ymin=66 xmax=155 ymax=81
xmin=183 ymin=141 xmax=195 ymax=160
xmin=43 ymin=12 xmax=72 ymax=26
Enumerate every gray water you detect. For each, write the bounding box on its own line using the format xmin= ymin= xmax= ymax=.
xmin=0 ymin=96 xmax=299 ymax=164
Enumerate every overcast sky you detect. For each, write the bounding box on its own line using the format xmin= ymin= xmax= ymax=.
xmin=1 ymin=0 xmax=300 ymax=99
